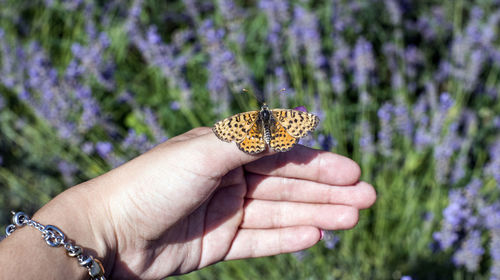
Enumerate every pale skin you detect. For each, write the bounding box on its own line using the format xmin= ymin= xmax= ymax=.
xmin=0 ymin=127 xmax=376 ymax=279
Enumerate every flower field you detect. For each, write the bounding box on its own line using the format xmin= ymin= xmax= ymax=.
xmin=1 ymin=0 xmax=500 ymax=279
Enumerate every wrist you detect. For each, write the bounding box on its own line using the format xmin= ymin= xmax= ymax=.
xmin=0 ymin=183 xmax=113 ymax=279
xmin=33 ymin=183 xmax=115 ymax=277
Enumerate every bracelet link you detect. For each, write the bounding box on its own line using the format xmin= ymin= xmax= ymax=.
xmin=89 ymin=258 xmax=105 ymax=278
xmin=67 ymin=245 xmax=83 ymax=257
xmin=5 ymin=224 xmax=16 ymax=236
xmin=79 ymin=255 xmax=94 ymax=267
xmin=43 ymin=225 xmax=66 ymax=247
xmin=12 ymin=211 xmax=30 ymax=226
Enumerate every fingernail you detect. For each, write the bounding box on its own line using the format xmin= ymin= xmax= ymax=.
xmin=320 ymin=230 xmax=325 ymax=240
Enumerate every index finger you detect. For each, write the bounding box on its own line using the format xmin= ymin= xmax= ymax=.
xmin=244 ymin=145 xmax=361 ymax=185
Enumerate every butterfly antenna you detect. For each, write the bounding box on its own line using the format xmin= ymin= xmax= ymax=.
xmin=242 ymin=88 xmax=264 ymax=105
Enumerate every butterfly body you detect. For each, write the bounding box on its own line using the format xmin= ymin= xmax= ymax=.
xmin=259 ymin=104 xmax=273 ymax=145
xmin=213 ymin=104 xmax=320 ymax=154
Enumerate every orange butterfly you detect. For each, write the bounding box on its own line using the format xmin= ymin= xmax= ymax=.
xmin=213 ymin=104 xmax=319 ymax=154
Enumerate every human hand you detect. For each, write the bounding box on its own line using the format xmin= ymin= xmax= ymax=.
xmin=36 ymin=127 xmax=376 ymax=279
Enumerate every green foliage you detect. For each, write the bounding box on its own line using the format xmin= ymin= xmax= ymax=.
xmin=1 ymin=0 xmax=500 ymax=279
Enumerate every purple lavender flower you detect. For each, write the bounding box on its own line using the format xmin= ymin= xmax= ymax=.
xmin=423 ymin=212 xmax=434 ymax=222
xmin=491 ymin=229 xmax=500 ymax=279
xmin=394 ymin=99 xmax=413 ymax=140
xmin=451 ymin=152 xmax=466 ymax=184
xmin=412 ymin=6 xmax=451 ymax=41
xmin=451 ymin=112 xmax=476 ymax=183
xmin=171 ymin=28 xmax=193 ymax=48
xmin=400 ymin=276 xmax=412 ymax=280
xmin=438 ymin=92 xmax=454 ymax=111
xmin=404 ymin=45 xmax=424 ymax=85
xmin=170 ymin=101 xmax=181 ymax=111
xmin=331 ymin=37 xmax=350 ymax=67
xmin=482 ymin=202 xmax=500 ymax=231
xmin=216 ymin=0 xmax=246 ymax=45
xmin=390 ymin=71 xmax=404 ymax=92
xmin=128 ymin=20 xmax=194 ymax=108
xmin=292 ymin=250 xmax=308 ymax=262
xmin=23 ymin=40 xmax=108 ymax=143
xmin=464 ymin=8 xmax=483 ymax=45
xmin=0 ymin=33 xmax=24 ymax=90
xmin=259 ymin=0 xmax=289 ymax=24
xmin=433 ymin=224 xmax=459 ymax=251
xmin=294 ymin=105 xmax=307 ymax=112
xmin=44 ymin=0 xmax=54 ymax=7
xmin=494 ymin=117 xmax=500 ymax=129
xmin=464 ymin=49 xmax=486 ymax=91
xmin=413 ymin=95 xmax=433 ymax=150
xmin=377 ymin=103 xmax=394 ymax=156
xmin=433 ymin=175 xmax=500 ymax=276
xmin=322 ymin=231 xmax=340 ymax=249
xmin=198 ymin=19 xmax=250 ymax=113
xmin=260 ymin=0 xmax=289 ymax=64
xmin=129 ymin=0 xmax=143 ymax=20
xmin=298 ymin=134 xmax=318 ymax=148
xmin=331 ymin=1 xmax=362 ymax=33
xmin=352 ymin=37 xmax=375 ymax=89
xmin=404 ymin=45 xmax=423 ymax=65
xmin=57 ymin=160 xmax=78 ymax=185
xmin=62 ymin=0 xmax=84 ymax=11
xmin=434 ymin=121 xmax=462 ymax=184
xmin=435 ymin=61 xmax=452 ymax=82
xmin=329 ymin=36 xmax=350 ymax=95
xmin=76 ymin=85 xmax=100 ymax=132
xmin=291 ymin=6 xmax=324 ymax=69
xmin=444 ymin=189 xmax=468 ymax=228
xmin=146 ymin=26 xmax=162 ymax=44
xmin=96 ymin=141 xmax=113 ymax=158
xmin=433 ymin=188 xmax=467 ymax=250
xmin=485 ymin=139 xmax=500 ymax=185
xmin=143 ymin=108 xmax=168 ymax=144
xmin=452 ymin=230 xmax=484 ymax=272
xmin=122 ymin=129 xmax=154 ymax=154
xmin=70 ymin=31 xmax=115 ymax=90
xmin=330 ymin=72 xmax=346 ymax=95
xmin=182 ymin=0 xmax=200 ymax=21
xmin=360 ymin=119 xmax=375 ymax=155
xmin=81 ymin=142 xmax=94 ymax=155
xmin=385 ymin=0 xmax=402 ymax=25
xmin=318 ymin=134 xmax=337 ymax=151
xmin=429 ymin=92 xmax=454 ymax=142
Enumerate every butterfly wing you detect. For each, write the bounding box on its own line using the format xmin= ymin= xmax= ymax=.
xmin=268 ymin=120 xmax=298 ymax=152
xmin=236 ymin=120 xmax=266 ymax=154
xmin=213 ymin=111 xmax=260 ymax=143
xmin=271 ymin=109 xmax=320 ymax=138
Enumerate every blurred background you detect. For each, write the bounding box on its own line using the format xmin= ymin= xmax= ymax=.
xmin=1 ymin=0 xmax=499 ymax=279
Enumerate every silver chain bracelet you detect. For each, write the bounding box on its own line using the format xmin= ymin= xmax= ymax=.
xmin=4 ymin=211 xmax=106 ymax=280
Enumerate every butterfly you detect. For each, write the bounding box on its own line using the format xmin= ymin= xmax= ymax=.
xmin=213 ymin=104 xmax=320 ymax=154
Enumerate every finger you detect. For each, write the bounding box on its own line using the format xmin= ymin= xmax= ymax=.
xmin=246 ymin=174 xmax=376 ymax=209
xmin=225 ymin=226 xmax=320 ymax=260
xmin=244 ymin=145 xmax=361 ymax=185
xmin=167 ymin=127 xmax=213 ymax=143
xmin=240 ymin=199 xmax=359 ymax=230
xmin=173 ymin=128 xmax=277 ymax=178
